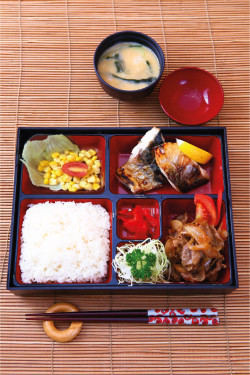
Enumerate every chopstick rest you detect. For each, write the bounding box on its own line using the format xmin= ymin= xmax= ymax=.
xmin=42 ymin=302 xmax=82 ymax=343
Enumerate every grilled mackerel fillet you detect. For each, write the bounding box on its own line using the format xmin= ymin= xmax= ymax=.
xmin=154 ymin=142 xmax=209 ymax=193
xmin=116 ymin=127 xmax=165 ymax=193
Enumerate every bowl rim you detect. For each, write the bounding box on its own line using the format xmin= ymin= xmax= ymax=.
xmin=159 ymin=66 xmax=224 ymax=125
xmin=93 ymin=30 xmax=165 ymax=94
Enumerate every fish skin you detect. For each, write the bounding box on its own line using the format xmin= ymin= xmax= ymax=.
xmin=116 ymin=127 xmax=165 ymax=193
xmin=154 ymin=142 xmax=209 ymax=193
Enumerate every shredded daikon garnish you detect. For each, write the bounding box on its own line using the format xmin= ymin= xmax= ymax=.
xmin=112 ymin=239 xmax=171 ymax=285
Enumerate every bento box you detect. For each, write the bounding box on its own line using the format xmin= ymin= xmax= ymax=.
xmin=7 ymin=127 xmax=238 ymax=294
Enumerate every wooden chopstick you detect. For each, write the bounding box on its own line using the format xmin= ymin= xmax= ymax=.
xmin=26 ymin=310 xmax=147 ymax=318
xmin=25 ymin=315 xmax=219 ymax=325
xmin=26 ymin=316 xmax=149 ymax=323
xmin=26 ymin=308 xmax=218 ymax=319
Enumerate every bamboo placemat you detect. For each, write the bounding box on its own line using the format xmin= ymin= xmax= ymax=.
xmin=1 ymin=0 xmax=249 ymax=374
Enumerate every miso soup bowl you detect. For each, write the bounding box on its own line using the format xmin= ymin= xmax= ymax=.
xmin=94 ymin=31 xmax=165 ymax=101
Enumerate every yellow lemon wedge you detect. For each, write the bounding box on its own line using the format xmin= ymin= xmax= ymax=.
xmin=176 ymin=139 xmax=213 ymax=164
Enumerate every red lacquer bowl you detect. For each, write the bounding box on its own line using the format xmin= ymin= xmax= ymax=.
xmin=159 ymin=67 xmax=224 ymax=125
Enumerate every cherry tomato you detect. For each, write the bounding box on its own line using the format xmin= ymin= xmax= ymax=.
xmin=62 ymin=162 xmax=88 ymax=177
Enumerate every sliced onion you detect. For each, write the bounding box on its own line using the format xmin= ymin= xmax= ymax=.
xmin=182 ymin=224 xmax=207 ymax=244
xmin=188 ymin=243 xmax=220 ymax=258
xmin=170 ymin=220 xmax=183 ymax=232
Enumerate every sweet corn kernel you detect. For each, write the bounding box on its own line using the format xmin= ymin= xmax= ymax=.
xmin=73 ymin=177 xmax=81 ymax=184
xmin=73 ymin=184 xmax=80 ymax=189
xmin=60 ymin=154 xmax=67 ymax=160
xmin=55 ymin=169 xmax=63 ymax=177
xmin=79 ymin=181 xmax=87 ymax=188
xmin=51 ymin=152 xmax=60 ymax=159
xmin=75 ymin=156 xmax=81 ymax=161
xmin=57 ymin=176 xmax=64 ymax=183
xmin=92 ymin=165 xmax=100 ymax=174
xmin=85 ymin=151 xmax=91 ymax=158
xmin=40 ymin=160 xmax=49 ymax=167
xmin=85 ymin=183 xmax=93 ymax=191
xmin=85 ymin=159 xmax=93 ymax=167
xmin=69 ymin=181 xmax=74 ymax=186
xmin=43 ymin=166 xmax=51 ymax=173
xmin=92 ymin=183 xmax=100 ymax=191
xmin=54 ymin=157 xmax=61 ymax=163
xmin=95 ymin=177 xmax=101 ymax=183
xmin=87 ymin=175 xmax=96 ymax=183
xmin=38 ymin=165 xmax=44 ymax=172
xmin=68 ymin=186 xmax=77 ymax=192
xmin=89 ymin=149 xmax=96 ymax=156
xmin=44 ymin=172 xmax=51 ymax=180
xmin=87 ymin=167 xmax=93 ymax=175
xmin=67 ymin=155 xmax=76 ymax=162
xmin=61 ymin=184 xmax=68 ymax=191
xmin=62 ymin=175 xmax=72 ymax=182
xmin=64 ymin=150 xmax=70 ymax=155
xmin=94 ymin=160 xmax=101 ymax=167
xmin=49 ymin=178 xmax=57 ymax=185
xmin=49 ymin=161 xmax=58 ymax=170
xmin=91 ymin=155 xmax=97 ymax=161
xmin=43 ymin=178 xmax=49 ymax=185
xmin=51 ymin=172 xmax=57 ymax=179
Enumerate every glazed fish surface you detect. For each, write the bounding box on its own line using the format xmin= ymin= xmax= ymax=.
xmin=154 ymin=142 xmax=209 ymax=193
xmin=116 ymin=127 xmax=165 ymax=193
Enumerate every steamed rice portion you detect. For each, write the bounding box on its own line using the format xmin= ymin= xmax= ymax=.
xmin=20 ymin=201 xmax=110 ymax=283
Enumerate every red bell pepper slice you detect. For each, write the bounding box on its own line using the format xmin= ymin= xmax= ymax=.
xmin=194 ymin=194 xmax=217 ymax=226
xmin=143 ymin=209 xmax=158 ymax=228
xmin=62 ymin=162 xmax=88 ymax=177
xmin=123 ymin=219 xmax=137 ymax=233
xmin=133 ymin=205 xmax=144 ymax=218
xmin=134 ymin=221 xmax=148 ymax=238
xmin=117 ymin=209 xmax=134 ymax=221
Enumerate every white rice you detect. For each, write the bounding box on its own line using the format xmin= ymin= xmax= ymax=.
xmin=20 ymin=201 xmax=110 ymax=283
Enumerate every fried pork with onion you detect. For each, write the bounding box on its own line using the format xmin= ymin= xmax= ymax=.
xmin=165 ymin=214 xmax=228 ymax=283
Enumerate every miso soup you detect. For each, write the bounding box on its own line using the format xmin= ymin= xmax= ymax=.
xmin=97 ymin=42 xmax=160 ymax=91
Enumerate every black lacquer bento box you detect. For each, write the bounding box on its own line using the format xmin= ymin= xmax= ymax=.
xmin=7 ymin=127 xmax=238 ymax=295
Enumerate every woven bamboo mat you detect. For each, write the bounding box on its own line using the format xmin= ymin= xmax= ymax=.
xmin=1 ymin=0 xmax=249 ymax=374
